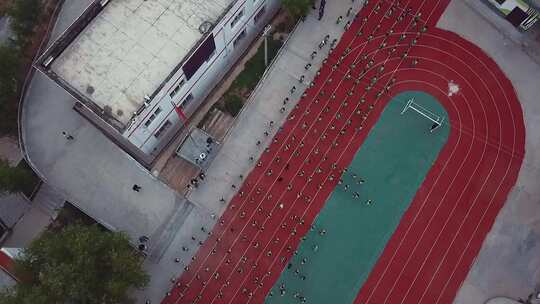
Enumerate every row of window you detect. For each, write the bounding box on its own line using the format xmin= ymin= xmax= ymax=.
xmin=232 ymin=5 xmax=266 ymax=48
xmin=144 ymin=107 xmax=162 ymax=127
xmin=150 ymin=2 xmax=269 ymax=140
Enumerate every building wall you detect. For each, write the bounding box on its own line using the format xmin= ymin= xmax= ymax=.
xmin=124 ymin=0 xmax=281 ymax=156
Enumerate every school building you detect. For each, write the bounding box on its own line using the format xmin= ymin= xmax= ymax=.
xmin=37 ymin=0 xmax=281 ymax=166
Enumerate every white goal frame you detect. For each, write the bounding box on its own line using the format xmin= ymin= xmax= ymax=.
xmin=400 ymin=98 xmax=444 ymax=132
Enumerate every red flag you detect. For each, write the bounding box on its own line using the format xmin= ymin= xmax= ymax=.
xmin=172 ymin=101 xmax=188 ymax=124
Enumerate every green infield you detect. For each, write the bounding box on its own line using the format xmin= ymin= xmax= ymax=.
xmin=266 ymin=91 xmax=450 ymax=304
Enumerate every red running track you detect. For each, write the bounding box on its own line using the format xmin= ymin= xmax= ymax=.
xmin=161 ymin=0 xmax=525 ymax=303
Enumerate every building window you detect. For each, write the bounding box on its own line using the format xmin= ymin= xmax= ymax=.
xmin=154 ymin=120 xmax=172 ymax=138
xmin=144 ymin=107 xmax=162 ymax=127
xmin=233 ymin=29 xmax=247 ymax=48
xmin=254 ymin=5 xmax=266 ymax=24
xmin=231 ymin=9 xmax=244 ymax=28
xmin=181 ymin=94 xmax=194 ymax=108
xmin=169 ymin=79 xmax=186 ymax=98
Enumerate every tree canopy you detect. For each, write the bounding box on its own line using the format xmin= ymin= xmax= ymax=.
xmin=0 ymin=0 xmax=43 ymax=136
xmin=7 ymin=0 xmax=42 ymax=47
xmin=0 ymin=224 xmax=149 ymax=304
xmin=282 ymin=0 xmax=314 ymax=20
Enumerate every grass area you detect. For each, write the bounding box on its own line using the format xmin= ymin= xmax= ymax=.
xmin=0 ymin=158 xmax=40 ymax=197
xmin=232 ymin=37 xmax=283 ymax=93
xmin=219 ymin=36 xmax=284 ymax=117
xmin=15 ymin=159 xmax=40 ymax=197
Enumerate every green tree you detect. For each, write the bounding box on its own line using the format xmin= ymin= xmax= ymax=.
xmin=0 ymin=224 xmax=149 ymax=304
xmin=7 ymin=0 xmax=42 ymax=47
xmin=0 ymin=159 xmax=32 ymax=194
xmin=0 ymin=44 xmax=21 ymax=136
xmin=224 ymin=93 xmax=244 ymax=117
xmin=282 ymin=0 xmax=314 ymax=20
xmin=0 ymin=45 xmax=20 ymax=100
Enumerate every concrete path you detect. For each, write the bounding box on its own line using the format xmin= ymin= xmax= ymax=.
xmin=0 ymin=16 xmax=13 ymax=43
xmin=437 ymin=1 xmax=540 ymax=303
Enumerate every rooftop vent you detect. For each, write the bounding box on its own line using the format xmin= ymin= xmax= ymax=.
xmin=199 ymin=21 xmax=213 ymax=34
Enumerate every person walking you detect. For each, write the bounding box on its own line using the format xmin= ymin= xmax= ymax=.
xmin=318 ymin=0 xmax=326 ymax=20
xmin=61 ymin=131 xmax=74 ymax=140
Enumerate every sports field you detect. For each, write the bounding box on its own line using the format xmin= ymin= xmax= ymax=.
xmin=266 ymin=91 xmax=449 ymax=304
xmin=161 ymin=1 xmax=525 ymax=303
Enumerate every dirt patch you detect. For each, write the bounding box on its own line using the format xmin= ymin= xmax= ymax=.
xmin=0 ymin=0 xmax=10 ymax=16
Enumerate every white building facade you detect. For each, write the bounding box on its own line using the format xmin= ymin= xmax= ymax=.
xmin=38 ymin=0 xmax=281 ymax=165
xmin=125 ymin=0 xmax=280 ymax=156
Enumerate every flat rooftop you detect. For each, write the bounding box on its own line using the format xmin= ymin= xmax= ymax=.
xmin=50 ymin=0 xmax=235 ymax=126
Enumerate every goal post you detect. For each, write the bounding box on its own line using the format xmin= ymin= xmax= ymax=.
xmin=401 ymin=98 xmax=444 ymax=132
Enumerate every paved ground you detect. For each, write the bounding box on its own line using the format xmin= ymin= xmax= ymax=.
xmin=0 ymin=137 xmax=22 ymax=166
xmin=3 ymin=183 xmax=64 ymax=248
xmin=486 ymin=297 xmax=524 ymax=304
xmin=18 ymin=1 xmax=540 ymax=304
xmin=50 ymin=0 xmax=235 ymax=126
xmin=436 ymin=1 xmax=540 ymax=303
xmin=2 ymin=202 xmax=51 ymax=248
xmin=0 ymin=271 xmax=16 ymax=291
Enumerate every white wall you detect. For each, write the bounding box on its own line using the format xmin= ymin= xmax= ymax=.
xmin=123 ymin=0 xmax=281 ymax=156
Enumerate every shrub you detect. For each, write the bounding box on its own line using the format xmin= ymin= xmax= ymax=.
xmin=282 ymin=0 xmax=314 ymax=20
